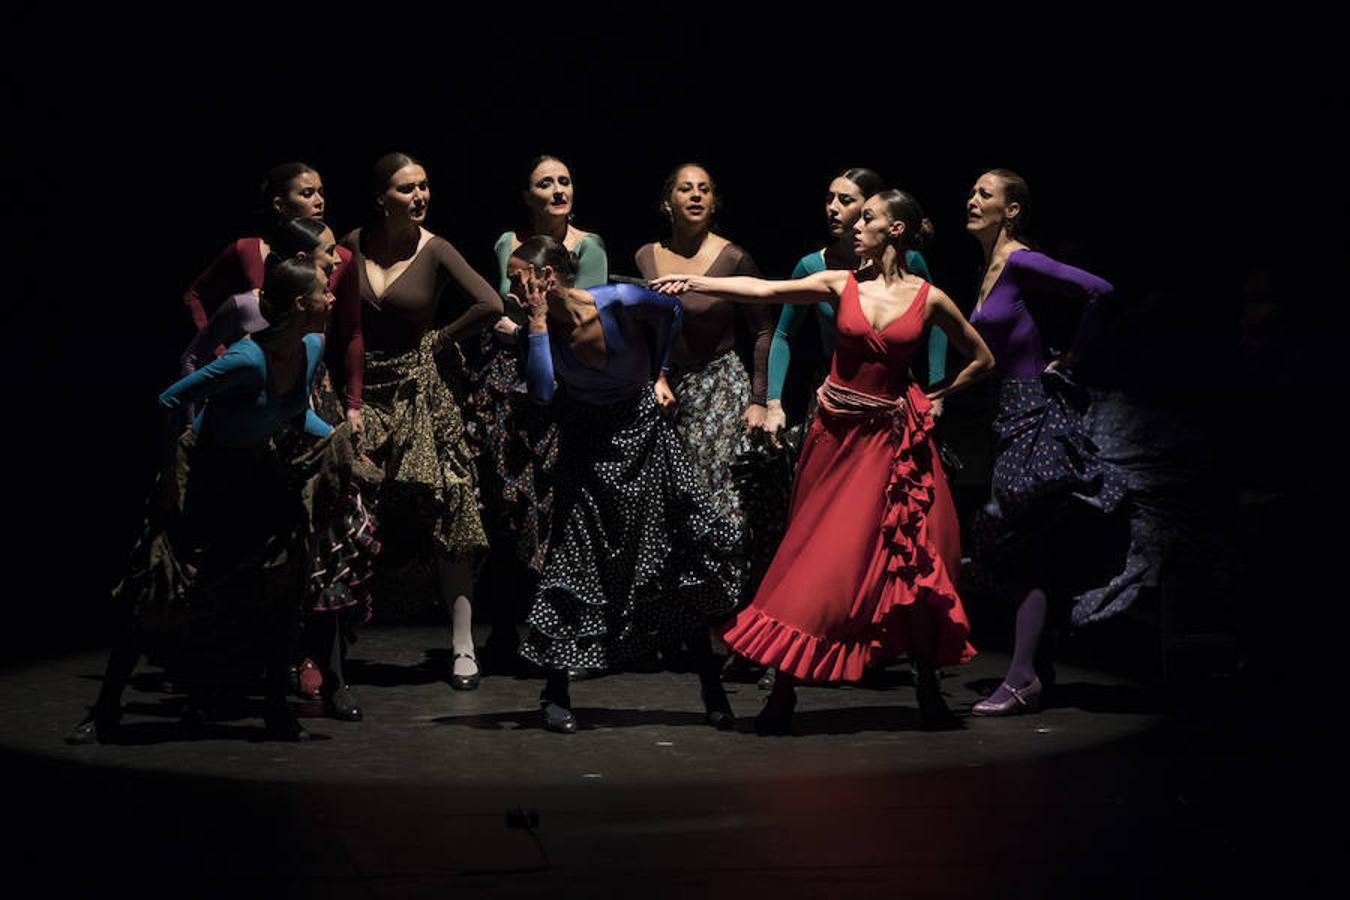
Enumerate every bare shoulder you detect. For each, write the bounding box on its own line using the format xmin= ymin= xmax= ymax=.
xmin=925 ymin=282 xmax=955 ymax=308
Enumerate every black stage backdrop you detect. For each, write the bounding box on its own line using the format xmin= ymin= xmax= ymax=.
xmin=0 ymin=9 xmax=1332 ymax=661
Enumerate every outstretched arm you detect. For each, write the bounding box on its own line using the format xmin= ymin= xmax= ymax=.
xmin=924 ymin=287 xmax=995 ymax=403
xmin=649 ymin=269 xmax=847 ymax=306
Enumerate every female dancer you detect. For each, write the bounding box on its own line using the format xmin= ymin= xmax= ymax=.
xmin=634 ymin=163 xmax=772 ymax=553
xmin=182 ymin=162 xmax=344 ymax=329
xmin=962 ymin=169 xmax=1132 ymax=716
xmin=182 ymin=217 xmax=372 ymax=720
xmin=764 ymin=167 xmax=946 ymax=438
xmin=337 ymin=152 xmax=501 ymax=689
xmin=181 ymin=217 xmax=344 ymax=376
xmin=653 ymin=190 xmax=995 ymax=733
xmin=472 ymin=156 xmax=609 ymax=670
xmin=511 ymin=236 xmax=742 ymax=733
xmin=182 ymin=165 xmax=351 ymax=430
xmin=70 ymin=259 xmax=349 ymax=743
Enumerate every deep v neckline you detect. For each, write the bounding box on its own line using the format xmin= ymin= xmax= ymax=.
xmin=362 ymin=230 xmax=434 ymax=301
xmin=851 ymin=272 xmax=927 ymax=336
xmin=974 ymin=248 xmax=1026 ymax=315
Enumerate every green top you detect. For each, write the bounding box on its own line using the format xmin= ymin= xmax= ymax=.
xmin=494 ymin=230 xmax=610 ymax=297
xmin=766 ymin=248 xmax=947 ymax=401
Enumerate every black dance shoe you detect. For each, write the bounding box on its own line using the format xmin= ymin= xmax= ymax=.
xmin=263 ymin=704 xmax=311 ymax=742
xmin=450 ymin=653 xmax=481 ymax=691
xmin=324 ymin=685 xmax=364 ymax=722
xmin=917 ymin=673 xmax=962 ymax=731
xmin=66 ymin=707 xmax=120 ymax=745
xmin=757 ymin=667 xmax=777 ymax=691
xmin=701 ymin=682 xmax=736 ymax=731
xmin=755 ymin=688 xmax=796 ymax=736
xmin=541 ymin=701 xmax=577 ymax=734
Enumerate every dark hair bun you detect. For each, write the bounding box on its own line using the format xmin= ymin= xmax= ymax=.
xmin=511 ymin=235 xmax=581 ymax=287
xmin=913 ymin=217 xmax=935 ymax=252
xmin=259 ymin=257 xmax=319 ymax=326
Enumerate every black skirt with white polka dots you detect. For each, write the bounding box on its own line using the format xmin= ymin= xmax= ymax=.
xmin=521 ymin=387 xmax=745 ymax=672
xmin=971 ymin=372 xmax=1134 ymax=622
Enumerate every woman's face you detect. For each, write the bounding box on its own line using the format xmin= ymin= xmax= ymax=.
xmin=275 ymin=170 xmax=326 ymax=220
xmin=525 ymin=159 xmax=573 ymax=223
xmin=380 ymin=164 xmax=430 ymax=225
xmin=853 ymin=196 xmax=901 ymax=258
xmin=666 ymin=166 xmax=715 ymax=228
xmin=311 ymin=226 xmax=340 ymax=279
xmin=825 ymin=177 xmax=867 ymax=237
xmin=299 ymin=272 xmax=334 ymax=330
xmin=966 ymin=172 xmax=1017 ymax=237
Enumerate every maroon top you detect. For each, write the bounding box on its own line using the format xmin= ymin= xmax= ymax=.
xmin=182 ymin=238 xmax=267 ymax=330
xmin=337 ymin=229 xmax=502 ymax=409
xmin=182 ymin=237 xmax=353 ymax=376
xmin=634 ymin=241 xmax=771 ymax=404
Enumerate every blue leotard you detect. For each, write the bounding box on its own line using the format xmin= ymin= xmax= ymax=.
xmin=522 ymin=284 xmax=681 ymax=406
xmin=159 ymin=333 xmax=331 ymax=447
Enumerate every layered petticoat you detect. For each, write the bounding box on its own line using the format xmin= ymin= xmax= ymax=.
xmin=115 ymin=421 xmax=381 ymax=676
xmin=521 ymin=388 xmax=743 ymax=672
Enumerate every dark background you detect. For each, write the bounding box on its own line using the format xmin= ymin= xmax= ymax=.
xmin=0 ymin=9 xmax=1331 ymax=663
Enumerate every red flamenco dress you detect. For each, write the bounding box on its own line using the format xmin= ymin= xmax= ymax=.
xmin=723 ymin=273 xmax=974 ymax=681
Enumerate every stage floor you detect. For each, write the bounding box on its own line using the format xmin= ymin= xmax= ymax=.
xmin=0 ymin=625 xmax=1272 ymax=897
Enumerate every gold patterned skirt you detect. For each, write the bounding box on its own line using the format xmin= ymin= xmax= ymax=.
xmin=360 ymin=335 xmax=488 ymax=593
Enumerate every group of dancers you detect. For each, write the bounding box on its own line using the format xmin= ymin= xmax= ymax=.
xmin=69 ymin=153 xmax=1152 ymax=742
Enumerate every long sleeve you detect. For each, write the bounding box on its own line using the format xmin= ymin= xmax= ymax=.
xmin=574 ymin=234 xmax=609 ymax=289
xmin=431 ymin=240 xmax=505 ymax=342
xmin=767 ymin=256 xmax=816 ymax=402
xmin=1010 ymin=252 xmax=1116 ymax=354
xmin=183 ymin=240 xmax=249 ymax=331
xmin=301 ymin=333 xmax=333 ymax=437
xmin=181 ymin=295 xmax=254 ymax=376
xmin=523 ymin=331 xmax=555 ymax=403
xmin=332 ymin=249 xmax=365 ymax=409
xmin=159 ymin=344 xmax=260 ymax=413
xmin=303 ymin=408 xmax=333 ymax=438
xmin=613 ymin=284 xmax=683 ymax=374
xmin=733 ymin=250 xmax=772 ymax=405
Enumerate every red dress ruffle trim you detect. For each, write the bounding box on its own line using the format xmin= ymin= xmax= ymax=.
xmin=722 ymin=388 xmax=974 ymax=682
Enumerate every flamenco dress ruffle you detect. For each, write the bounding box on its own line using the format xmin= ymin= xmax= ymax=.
xmin=723 ymin=276 xmax=973 ymax=682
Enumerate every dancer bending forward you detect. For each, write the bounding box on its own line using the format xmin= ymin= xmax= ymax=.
xmin=511 ymin=236 xmax=743 ymax=734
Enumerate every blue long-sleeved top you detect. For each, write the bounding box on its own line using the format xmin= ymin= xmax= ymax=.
xmin=766 ymin=248 xmax=945 ymax=399
xmin=522 ymin=284 xmax=682 ymax=406
xmin=159 ymin=332 xmax=331 ymax=447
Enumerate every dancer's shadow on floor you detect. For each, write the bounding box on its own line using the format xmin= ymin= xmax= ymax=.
xmin=78 ymin=697 xmax=333 ymax=745
xmin=779 ymin=705 xmax=966 ymax=736
xmin=431 ymin=703 xmax=964 ymax=735
xmin=964 ymin=678 xmax=1164 ymax=715
xmin=345 ymin=652 xmax=449 ymax=688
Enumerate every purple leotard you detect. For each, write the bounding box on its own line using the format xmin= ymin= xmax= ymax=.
xmin=970 ymin=249 xmax=1114 ymax=379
